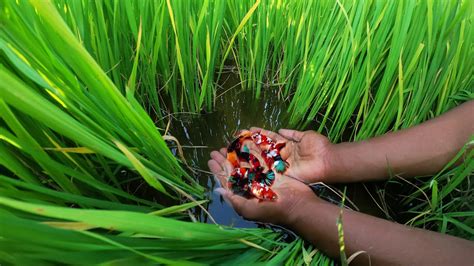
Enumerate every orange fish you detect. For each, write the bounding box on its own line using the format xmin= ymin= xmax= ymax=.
xmin=225 ymin=131 xmax=287 ymax=201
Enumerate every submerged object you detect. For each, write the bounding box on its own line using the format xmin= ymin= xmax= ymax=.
xmin=226 ymin=130 xmax=289 ymax=201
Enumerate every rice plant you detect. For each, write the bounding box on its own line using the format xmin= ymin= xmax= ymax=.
xmin=403 ymin=138 xmax=474 ymax=240
xmin=0 ymin=0 xmax=472 ymax=264
xmin=224 ymin=0 xmax=473 ymax=141
xmin=0 ymin=1 xmax=310 ymax=264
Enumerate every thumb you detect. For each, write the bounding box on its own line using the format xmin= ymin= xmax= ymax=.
xmin=278 ymin=129 xmax=305 ymax=142
xmin=217 ymin=189 xmax=249 ymax=217
xmin=214 ymin=187 xmax=233 ymax=205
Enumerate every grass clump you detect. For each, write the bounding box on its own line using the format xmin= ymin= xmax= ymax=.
xmin=224 ymin=1 xmax=473 ymax=141
xmin=0 ymin=1 xmax=309 ymax=264
xmin=403 ymin=138 xmax=474 ymax=240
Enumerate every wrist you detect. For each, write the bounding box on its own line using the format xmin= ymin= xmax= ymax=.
xmin=322 ymin=142 xmax=346 ymax=183
xmin=281 ymin=191 xmax=322 ymax=227
xmin=307 ymin=140 xmax=340 ymax=184
xmin=324 ymin=141 xmax=367 ymax=183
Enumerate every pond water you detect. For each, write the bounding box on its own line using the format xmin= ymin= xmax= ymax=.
xmin=164 ymin=72 xmax=388 ymax=227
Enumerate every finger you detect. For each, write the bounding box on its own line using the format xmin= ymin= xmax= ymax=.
xmin=208 ymin=159 xmax=224 ymax=174
xmin=249 ymin=127 xmax=263 ymax=133
xmin=230 ymin=195 xmax=265 ymax=221
xmin=249 ymin=127 xmax=286 ymax=142
xmin=278 ymin=129 xmax=305 ymax=142
xmin=214 ymin=187 xmax=232 ymax=204
xmin=219 ymin=147 xmax=227 ymax=157
xmin=212 ymin=150 xmax=235 ymax=176
xmin=226 ymin=193 xmax=254 ymax=217
xmin=210 ymin=150 xmax=226 ymax=164
xmin=215 ymin=188 xmax=239 ymax=209
xmin=215 ymin=188 xmax=250 ymax=215
xmin=207 ymin=159 xmax=227 ymax=186
xmin=210 ymin=150 xmax=233 ymax=175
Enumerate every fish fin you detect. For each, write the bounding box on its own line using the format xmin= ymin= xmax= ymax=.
xmin=227 ymin=151 xmax=239 ymax=167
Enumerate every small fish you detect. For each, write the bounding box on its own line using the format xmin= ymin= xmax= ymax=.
xmin=225 ymin=131 xmax=288 ymax=201
xmin=250 ymin=181 xmax=278 ymax=200
xmin=226 ymin=131 xmax=253 ymax=167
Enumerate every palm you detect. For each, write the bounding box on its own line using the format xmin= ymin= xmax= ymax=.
xmin=284 ymin=131 xmax=330 ymax=183
xmin=243 ymin=127 xmax=331 ymax=183
xmin=207 ymin=147 xmax=315 ymax=225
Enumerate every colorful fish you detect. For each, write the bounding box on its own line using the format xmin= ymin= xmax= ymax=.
xmin=226 ymin=130 xmax=289 ymax=201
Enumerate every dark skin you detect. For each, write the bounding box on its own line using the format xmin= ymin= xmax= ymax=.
xmin=208 ymin=100 xmax=474 ymax=265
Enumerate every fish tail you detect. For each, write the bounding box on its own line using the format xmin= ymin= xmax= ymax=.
xmin=227 ymin=151 xmax=239 ymax=167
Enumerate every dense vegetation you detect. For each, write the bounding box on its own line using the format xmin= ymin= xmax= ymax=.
xmin=0 ymin=0 xmax=472 ymax=264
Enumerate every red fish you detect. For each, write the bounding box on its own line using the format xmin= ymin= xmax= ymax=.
xmin=225 ymin=131 xmax=288 ymax=201
xmin=250 ymin=181 xmax=278 ymax=200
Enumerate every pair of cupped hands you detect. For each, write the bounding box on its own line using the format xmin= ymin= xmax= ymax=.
xmin=208 ymin=127 xmax=332 ymax=226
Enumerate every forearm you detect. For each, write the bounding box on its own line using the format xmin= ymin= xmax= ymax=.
xmin=327 ymin=101 xmax=474 ymax=182
xmin=288 ymin=196 xmax=474 ymax=265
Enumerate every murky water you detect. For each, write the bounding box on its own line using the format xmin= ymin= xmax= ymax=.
xmin=165 ymin=72 xmax=387 ymax=227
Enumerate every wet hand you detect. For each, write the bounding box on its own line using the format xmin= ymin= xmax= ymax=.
xmin=250 ymin=127 xmax=333 ymax=183
xmin=208 ymin=148 xmax=317 ymax=225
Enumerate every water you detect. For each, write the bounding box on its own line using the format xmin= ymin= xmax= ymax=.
xmin=165 ymin=72 xmax=387 ymax=227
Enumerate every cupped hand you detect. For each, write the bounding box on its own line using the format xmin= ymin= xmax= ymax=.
xmin=208 ymin=148 xmax=317 ymax=226
xmin=250 ymin=127 xmax=333 ymax=183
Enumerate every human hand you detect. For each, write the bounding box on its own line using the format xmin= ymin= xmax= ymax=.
xmin=208 ymin=148 xmax=318 ymax=225
xmin=249 ymin=127 xmax=333 ymax=184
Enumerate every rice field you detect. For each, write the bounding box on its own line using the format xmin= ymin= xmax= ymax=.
xmin=0 ymin=0 xmax=472 ymax=264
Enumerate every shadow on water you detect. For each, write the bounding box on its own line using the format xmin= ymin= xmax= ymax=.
xmin=163 ymin=72 xmax=389 ymax=227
